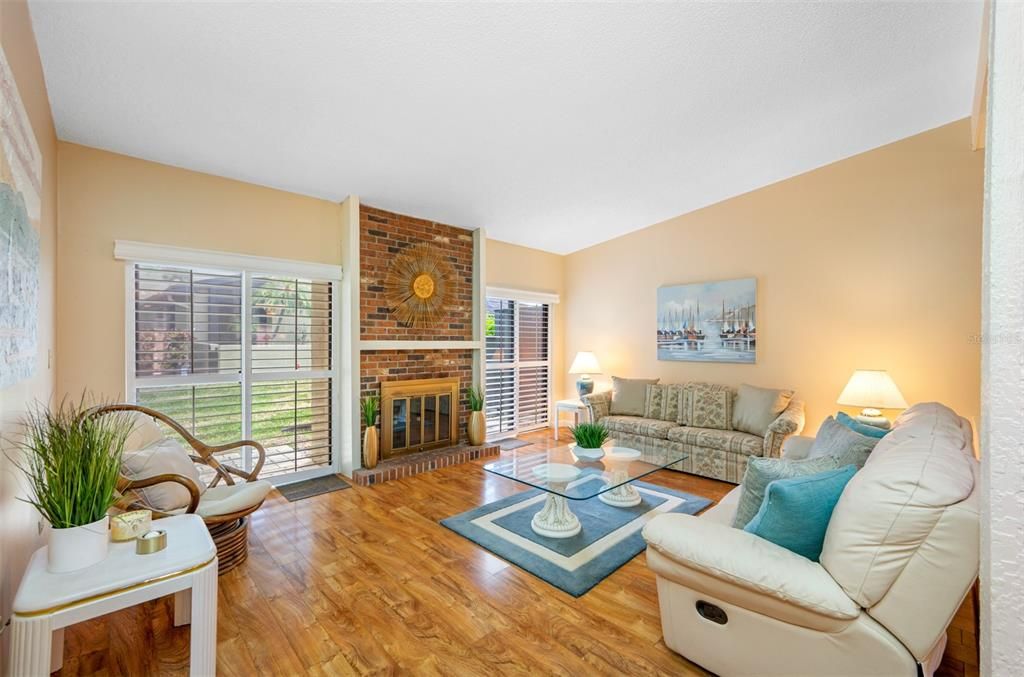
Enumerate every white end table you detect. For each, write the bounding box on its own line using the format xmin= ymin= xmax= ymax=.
xmin=554 ymin=398 xmax=590 ymax=440
xmin=10 ymin=514 xmax=218 ymax=677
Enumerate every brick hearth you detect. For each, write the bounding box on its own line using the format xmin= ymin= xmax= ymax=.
xmin=352 ymin=443 xmax=500 ymax=486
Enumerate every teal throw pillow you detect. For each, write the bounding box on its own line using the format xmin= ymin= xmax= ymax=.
xmin=732 ymin=454 xmax=849 ymax=529
xmin=836 ymin=411 xmax=889 ymax=439
xmin=743 ymin=465 xmax=857 ymax=561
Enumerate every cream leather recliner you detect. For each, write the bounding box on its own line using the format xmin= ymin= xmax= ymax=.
xmin=641 ymin=402 xmax=979 ymax=677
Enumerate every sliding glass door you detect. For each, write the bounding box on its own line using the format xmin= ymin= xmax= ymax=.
xmin=128 ymin=263 xmax=336 ymax=482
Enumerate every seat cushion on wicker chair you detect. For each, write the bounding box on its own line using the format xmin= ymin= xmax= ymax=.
xmin=122 ymin=439 xmax=205 ymax=511
xmin=667 ymin=426 xmax=764 ymax=456
xmin=601 ymin=415 xmax=678 ymax=440
xmin=196 ymin=480 xmax=273 ymax=518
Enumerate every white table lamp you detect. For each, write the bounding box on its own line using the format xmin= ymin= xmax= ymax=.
xmin=837 ymin=369 xmax=908 ymax=429
xmin=569 ymin=351 xmax=602 ymax=398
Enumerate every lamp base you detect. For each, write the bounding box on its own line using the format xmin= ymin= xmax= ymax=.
xmin=855 ymin=408 xmax=891 ymax=430
xmin=576 ymin=376 xmax=594 ymax=398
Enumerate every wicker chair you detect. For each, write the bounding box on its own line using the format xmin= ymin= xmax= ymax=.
xmin=90 ymin=404 xmax=272 ymax=575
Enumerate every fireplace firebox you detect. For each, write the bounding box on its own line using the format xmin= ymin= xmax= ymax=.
xmin=380 ymin=377 xmax=459 ymax=459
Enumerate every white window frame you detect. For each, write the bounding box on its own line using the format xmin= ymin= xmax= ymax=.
xmin=484 ymin=287 xmax=558 ymax=440
xmin=119 ymin=241 xmax=344 ymax=486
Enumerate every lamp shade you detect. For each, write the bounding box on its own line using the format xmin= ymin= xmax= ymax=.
xmin=837 ymin=370 xmax=908 ymax=409
xmin=569 ymin=351 xmax=601 ymax=375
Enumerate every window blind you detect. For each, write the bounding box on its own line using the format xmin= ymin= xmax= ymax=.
xmin=484 ymin=297 xmax=551 ymax=438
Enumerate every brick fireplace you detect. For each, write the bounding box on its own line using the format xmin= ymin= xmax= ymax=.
xmin=355 ymin=205 xmax=495 ymax=483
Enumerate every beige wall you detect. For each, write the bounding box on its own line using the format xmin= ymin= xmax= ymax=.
xmin=564 ymin=120 xmax=983 ymax=435
xmin=0 ymin=0 xmax=59 ymax=667
xmin=56 ymin=143 xmax=343 ymax=399
xmin=486 ymin=239 xmax=567 ymax=405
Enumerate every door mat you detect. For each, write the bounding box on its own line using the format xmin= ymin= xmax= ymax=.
xmin=278 ymin=474 xmax=352 ymax=502
xmin=498 ymin=438 xmax=532 ymax=451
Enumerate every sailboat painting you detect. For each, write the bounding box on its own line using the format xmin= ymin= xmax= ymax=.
xmin=657 ymin=278 xmax=757 ymax=363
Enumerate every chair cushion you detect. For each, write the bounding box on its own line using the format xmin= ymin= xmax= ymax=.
xmin=732 ymin=455 xmax=852 ymax=529
xmin=601 ymin=415 xmax=677 ymax=440
xmin=124 ymin=412 xmax=166 ymax=453
xmin=667 ymin=426 xmax=763 ymax=456
xmin=732 ymin=384 xmax=794 ymax=436
xmin=197 ymin=480 xmax=273 ymax=517
xmin=744 ymin=465 xmax=858 ymax=561
xmin=610 ymin=376 xmax=660 ymax=416
xmin=679 ymin=382 xmax=734 ymax=430
xmin=644 ymin=384 xmax=684 ymax=422
xmin=122 ymin=439 xmax=204 ymax=511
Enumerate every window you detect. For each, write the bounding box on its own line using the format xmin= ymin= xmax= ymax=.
xmin=129 ymin=264 xmax=336 ymax=481
xmin=484 ymin=296 xmax=551 ymax=438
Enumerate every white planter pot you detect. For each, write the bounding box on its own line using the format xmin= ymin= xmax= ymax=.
xmin=47 ymin=515 xmax=110 ymax=573
xmin=574 ymin=446 xmax=606 ymax=461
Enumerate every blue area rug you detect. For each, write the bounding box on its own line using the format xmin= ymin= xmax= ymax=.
xmin=441 ymin=473 xmax=712 ymax=596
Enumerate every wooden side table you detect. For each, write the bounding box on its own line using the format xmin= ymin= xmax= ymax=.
xmin=554 ymin=398 xmax=590 ymax=440
xmin=10 ymin=514 xmax=218 ymax=677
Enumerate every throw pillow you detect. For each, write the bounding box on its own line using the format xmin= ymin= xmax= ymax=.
xmin=124 ymin=412 xmax=166 ymax=453
xmin=732 ymin=384 xmax=794 ymax=436
xmin=836 ymin=411 xmax=890 ymax=439
xmin=679 ymin=382 xmax=734 ymax=430
xmin=122 ymin=439 xmax=205 ymax=512
xmin=644 ymin=384 xmax=684 ymax=422
xmin=807 ymin=416 xmax=879 ymax=466
xmin=610 ymin=376 xmax=660 ymax=416
xmin=743 ymin=465 xmax=858 ymax=561
xmin=732 ymin=454 xmax=849 ymax=529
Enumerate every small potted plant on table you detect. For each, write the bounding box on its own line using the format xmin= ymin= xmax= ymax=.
xmin=467 ymin=385 xmax=486 ymax=446
xmin=569 ymin=422 xmax=610 ymax=461
xmin=361 ymin=395 xmax=380 ymax=469
xmin=10 ymin=397 xmax=132 ymax=573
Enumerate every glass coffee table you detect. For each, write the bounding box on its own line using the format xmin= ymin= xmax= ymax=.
xmin=483 ymin=444 xmax=688 ymax=539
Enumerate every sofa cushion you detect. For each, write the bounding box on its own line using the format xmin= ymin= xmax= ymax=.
xmin=820 ymin=402 xmax=976 ymax=608
xmin=610 ymin=376 xmax=660 ymax=416
xmin=601 ymin=415 xmax=677 ymax=440
xmin=732 ymin=455 xmax=850 ymax=529
xmin=807 ymin=416 xmax=879 ymax=464
xmin=644 ymin=384 xmax=684 ymax=422
xmin=732 ymin=384 xmax=794 ymax=436
xmin=680 ymin=382 xmax=734 ymax=430
xmin=667 ymin=426 xmax=763 ymax=456
xmin=744 ymin=465 xmax=858 ymax=561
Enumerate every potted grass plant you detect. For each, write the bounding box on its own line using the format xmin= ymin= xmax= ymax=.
xmin=569 ymin=422 xmax=610 ymax=461
xmin=361 ymin=395 xmax=380 ymax=469
xmin=467 ymin=385 xmax=486 ymax=446
xmin=10 ymin=397 xmax=133 ymax=573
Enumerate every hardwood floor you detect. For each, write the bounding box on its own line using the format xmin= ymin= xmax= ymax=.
xmin=53 ymin=428 xmax=976 ymax=676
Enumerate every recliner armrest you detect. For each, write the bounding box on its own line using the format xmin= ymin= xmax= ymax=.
xmin=643 ymin=513 xmax=858 ymax=629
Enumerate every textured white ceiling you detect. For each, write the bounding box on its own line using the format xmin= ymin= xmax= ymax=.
xmin=29 ymin=1 xmax=983 ymax=254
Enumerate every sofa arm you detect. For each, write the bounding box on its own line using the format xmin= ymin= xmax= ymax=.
xmin=581 ymin=390 xmax=611 ymax=422
xmin=763 ymin=399 xmax=805 ymax=458
xmin=642 ymin=513 xmax=858 ymax=630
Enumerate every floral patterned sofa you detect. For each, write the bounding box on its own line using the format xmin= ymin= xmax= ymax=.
xmin=581 ymin=382 xmax=805 ymax=483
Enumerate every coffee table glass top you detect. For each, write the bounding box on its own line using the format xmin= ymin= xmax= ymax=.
xmin=483 ymin=444 xmax=688 ymax=500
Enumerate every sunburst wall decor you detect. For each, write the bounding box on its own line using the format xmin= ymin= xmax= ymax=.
xmin=383 ymin=243 xmax=455 ymax=328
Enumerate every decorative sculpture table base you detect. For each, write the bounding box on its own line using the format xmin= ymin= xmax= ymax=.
xmin=599 ymin=448 xmax=643 ymax=507
xmin=530 ymin=463 xmax=583 ymax=538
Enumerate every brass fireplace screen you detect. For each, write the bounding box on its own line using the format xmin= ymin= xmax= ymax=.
xmin=380 ymin=377 xmax=459 ymax=459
